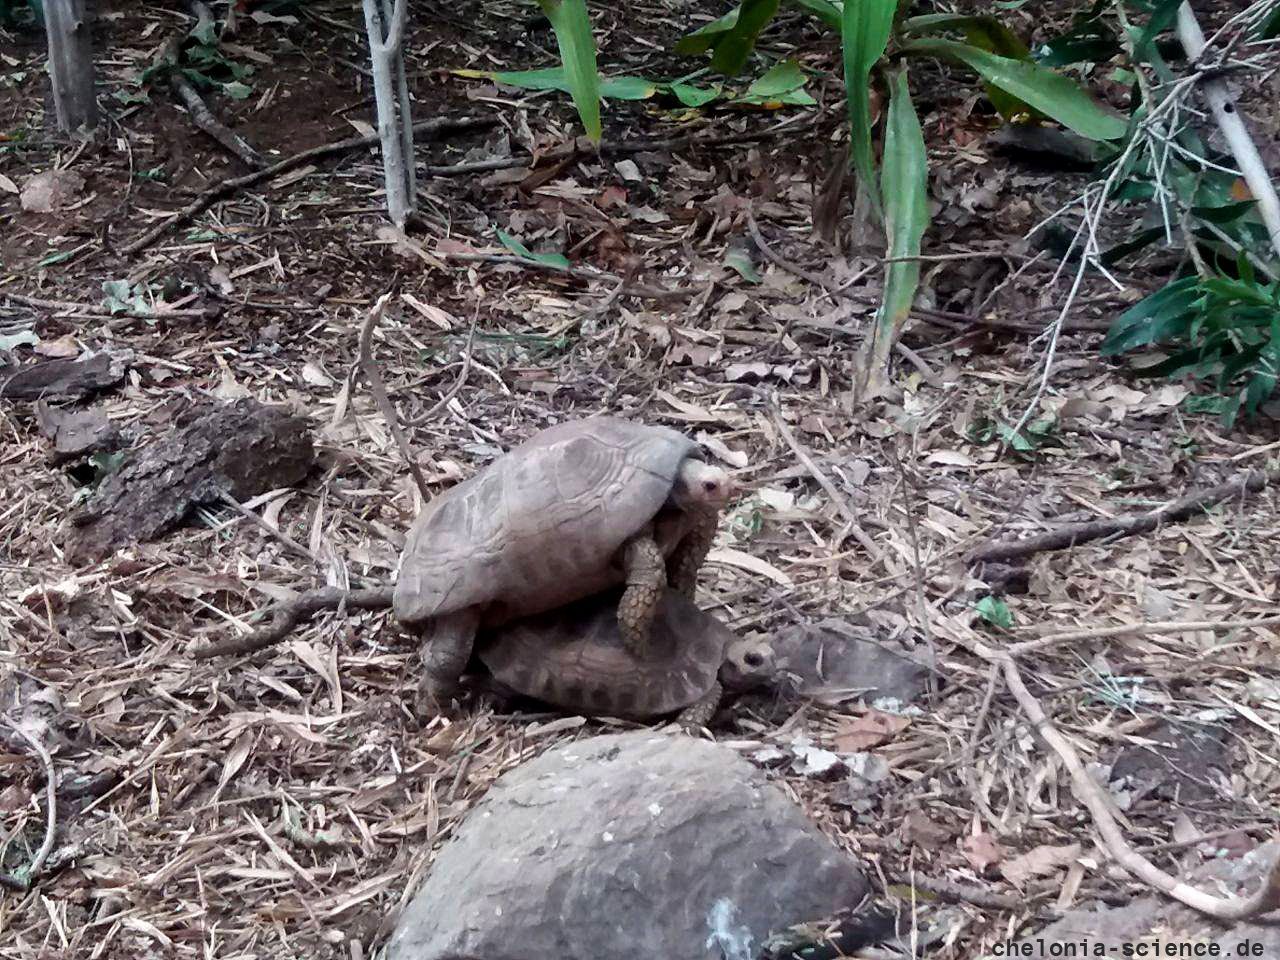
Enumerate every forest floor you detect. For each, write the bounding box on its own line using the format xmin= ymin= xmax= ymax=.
xmin=1 ymin=1 xmax=1279 ymax=958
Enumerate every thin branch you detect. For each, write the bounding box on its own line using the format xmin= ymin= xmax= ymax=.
xmin=981 ymin=645 xmax=1280 ymax=921
xmin=120 ymin=115 xmax=495 ymax=254
xmin=0 ymin=719 xmax=58 ymax=891
xmin=359 ymin=293 xmax=432 ymax=501
xmin=191 ymin=586 xmax=394 ymax=659
xmin=1009 ymin=613 xmax=1280 ymax=657
xmin=965 ymin=469 xmax=1272 ymax=564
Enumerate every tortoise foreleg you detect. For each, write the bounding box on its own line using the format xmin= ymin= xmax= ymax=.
xmin=620 ymin=532 xmax=666 ymax=659
xmin=667 ymin=507 xmax=717 ymax=600
xmin=415 ymin=608 xmax=481 ymax=718
xmin=676 ymin=680 xmax=723 ymax=732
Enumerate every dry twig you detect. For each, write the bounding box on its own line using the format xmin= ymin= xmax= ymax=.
xmin=191 ymin=586 xmax=394 ymax=659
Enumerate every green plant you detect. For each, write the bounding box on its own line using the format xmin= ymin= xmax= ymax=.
xmin=1102 ymin=261 xmax=1280 ymax=427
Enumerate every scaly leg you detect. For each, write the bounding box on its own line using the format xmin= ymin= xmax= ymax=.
xmin=676 ymin=681 xmax=723 ymax=732
xmin=619 ymin=532 xmax=666 ymax=659
xmin=415 ymin=608 xmax=481 ymax=719
xmin=667 ymin=508 xmax=717 ymax=600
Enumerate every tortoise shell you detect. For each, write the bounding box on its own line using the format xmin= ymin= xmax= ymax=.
xmin=393 ymin=417 xmax=704 ymax=626
xmin=476 ymin=588 xmax=738 ymax=719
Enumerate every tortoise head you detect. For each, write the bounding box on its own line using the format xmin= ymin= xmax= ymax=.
xmin=718 ymin=636 xmax=774 ymax=692
xmin=670 ymin=458 xmax=736 ymax=510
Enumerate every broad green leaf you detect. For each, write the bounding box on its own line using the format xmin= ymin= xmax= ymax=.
xmin=1101 ymin=277 xmax=1201 ymax=355
xmin=723 ymin=247 xmax=761 ymax=283
xmin=842 ymin=0 xmax=896 ymax=220
xmin=222 ymin=80 xmax=252 ymax=100
xmin=734 ymin=59 xmax=816 ymax=106
xmin=496 ymin=229 xmax=570 ymax=270
xmin=899 ymin=38 xmax=1127 ymax=140
xmin=865 ymin=66 xmax=928 ymax=381
xmin=537 ymin=0 xmax=601 ymax=141
xmin=710 ymin=0 xmax=781 ymax=76
xmin=788 ymin=0 xmax=840 ymax=31
xmin=1132 ymin=0 xmax=1181 ymax=64
xmin=455 ymin=67 xmax=656 ymax=101
xmin=975 ymin=595 xmax=1013 ymax=629
xmin=670 ymin=82 xmax=720 ymax=107
xmin=675 ymin=7 xmax=740 ymax=56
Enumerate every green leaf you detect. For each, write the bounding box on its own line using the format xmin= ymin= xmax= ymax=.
xmin=734 ymin=59 xmax=816 ymax=106
xmin=975 ymin=595 xmax=1013 ymax=629
xmin=865 ymin=65 xmax=929 ymax=380
xmin=465 ymin=67 xmax=657 ymax=102
xmin=189 ymin=17 xmax=216 ymax=47
xmin=669 ymin=81 xmax=720 ymax=107
xmin=496 ymin=229 xmax=570 ymax=270
xmin=221 ymin=80 xmax=252 ymax=100
xmin=537 ymin=0 xmax=602 ymax=141
xmin=675 ymin=7 xmax=740 ymax=56
xmin=842 ymin=0 xmax=896 ymax=220
xmin=788 ymin=0 xmax=840 ymax=31
xmin=900 ymin=38 xmax=1127 ymax=141
xmin=37 ymin=249 xmax=76 ymax=267
xmin=723 ymin=247 xmax=761 ymax=283
xmin=1101 ymin=277 xmax=1201 ymax=355
xmin=710 ymin=0 xmax=781 ymax=76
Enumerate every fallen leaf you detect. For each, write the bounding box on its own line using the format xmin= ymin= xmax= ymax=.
xmin=695 ymin=431 xmax=748 ymax=468
xmin=1000 ymin=843 xmax=1081 ymax=887
xmin=301 ymin=361 xmax=334 ymax=388
xmin=900 ymin=810 xmax=953 ymax=848
xmin=0 ymin=173 xmax=17 ymax=194
xmin=961 ymin=832 xmax=1006 ymax=875
xmin=924 ymin=449 xmax=977 ymax=467
xmin=833 ymin=709 xmax=911 ymax=752
xmin=20 ymin=169 xmax=85 ymax=213
xmin=707 ymin=547 xmax=792 ymax=586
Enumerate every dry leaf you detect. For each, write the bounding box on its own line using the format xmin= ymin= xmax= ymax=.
xmin=960 ymin=832 xmax=1006 ymax=875
xmin=833 ymin=709 xmax=911 ymax=752
xmin=706 ymin=547 xmax=792 ymax=586
xmin=1000 ymin=842 xmax=1081 ymax=887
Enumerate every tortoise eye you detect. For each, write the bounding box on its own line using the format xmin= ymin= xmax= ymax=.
xmin=743 ymin=652 xmax=765 ymax=668
xmin=703 ymin=480 xmax=719 ymax=493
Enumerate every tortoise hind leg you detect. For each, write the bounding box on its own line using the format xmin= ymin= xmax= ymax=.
xmin=415 ymin=608 xmax=481 ymax=719
xmin=676 ymin=681 xmax=723 ymax=732
xmin=620 ymin=532 xmax=666 ymax=659
xmin=667 ymin=508 xmax=717 ymax=600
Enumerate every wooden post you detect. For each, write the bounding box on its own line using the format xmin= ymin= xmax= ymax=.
xmin=42 ymin=0 xmax=97 ymax=133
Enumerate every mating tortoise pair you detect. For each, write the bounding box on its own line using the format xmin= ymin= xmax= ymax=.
xmin=393 ymin=416 xmax=773 ymax=725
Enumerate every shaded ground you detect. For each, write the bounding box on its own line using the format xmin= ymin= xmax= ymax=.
xmin=1 ymin=1 xmax=1279 ymax=958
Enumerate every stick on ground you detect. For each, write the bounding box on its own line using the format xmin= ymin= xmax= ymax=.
xmin=965 ymin=469 xmax=1273 ymax=564
xmin=191 ymin=586 xmax=394 ymax=659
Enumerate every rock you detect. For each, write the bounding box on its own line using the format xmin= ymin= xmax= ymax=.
xmin=65 ymin=398 xmax=315 ymax=564
xmin=1108 ymin=719 xmax=1231 ymax=805
xmin=35 ymin=401 xmax=121 ymax=463
xmin=19 ymin=169 xmax=86 ymax=213
xmin=773 ymin=619 xmax=931 ymax=704
xmin=1016 ymin=842 xmax=1280 ymax=957
xmin=387 ymin=731 xmax=868 ymax=960
xmin=0 ymin=351 xmax=129 ymax=401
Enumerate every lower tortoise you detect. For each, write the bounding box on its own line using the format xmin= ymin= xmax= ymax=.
xmin=471 ymin=586 xmax=774 ymax=728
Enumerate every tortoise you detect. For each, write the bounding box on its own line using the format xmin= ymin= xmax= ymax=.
xmin=392 ymin=416 xmax=737 ymax=715
xmin=473 ymin=586 xmax=773 ymax=727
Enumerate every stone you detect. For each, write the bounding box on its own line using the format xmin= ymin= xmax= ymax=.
xmin=387 ymin=731 xmax=868 ymax=960
xmin=772 ymin=619 xmax=931 ymax=705
xmin=19 ymin=169 xmax=86 ymax=213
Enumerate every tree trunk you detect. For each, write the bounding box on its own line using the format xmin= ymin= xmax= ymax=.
xmin=43 ymin=0 xmax=97 ymax=133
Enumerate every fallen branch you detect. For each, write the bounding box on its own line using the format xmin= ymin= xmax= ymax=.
xmin=965 ymin=469 xmax=1272 ymax=564
xmin=120 ymin=114 xmax=495 ymax=255
xmin=172 ymin=71 xmax=266 ymax=169
xmin=981 ymin=644 xmax=1280 ymax=921
xmin=1009 ymin=613 xmax=1280 ymax=657
xmin=358 ymin=292 xmax=432 ymax=501
xmin=191 ymin=585 xmax=394 ymax=659
xmin=0 ymin=719 xmax=59 ymax=892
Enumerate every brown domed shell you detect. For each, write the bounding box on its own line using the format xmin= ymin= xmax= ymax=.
xmin=392 ymin=417 xmax=703 ymax=626
xmin=477 ymin=588 xmax=736 ymax=719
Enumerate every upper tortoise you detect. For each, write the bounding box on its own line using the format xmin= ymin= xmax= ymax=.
xmin=393 ymin=416 xmax=736 ymax=714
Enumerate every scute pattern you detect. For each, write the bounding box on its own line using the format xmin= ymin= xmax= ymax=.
xmin=393 ymin=418 xmax=701 ymax=625
xmin=478 ymin=588 xmax=733 ymax=719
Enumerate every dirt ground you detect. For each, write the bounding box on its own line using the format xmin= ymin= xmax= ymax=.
xmin=1 ymin=1 xmax=1279 ymax=958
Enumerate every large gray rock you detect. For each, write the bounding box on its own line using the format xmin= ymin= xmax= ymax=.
xmin=387 ymin=731 xmax=868 ymax=960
